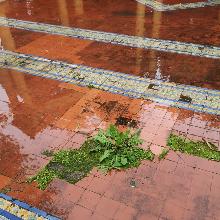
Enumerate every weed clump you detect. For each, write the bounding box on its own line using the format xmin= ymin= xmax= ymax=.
xmin=31 ymin=125 xmax=154 ymax=190
xmin=167 ymin=134 xmax=220 ymax=161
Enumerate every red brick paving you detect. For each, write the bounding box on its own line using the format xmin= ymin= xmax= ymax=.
xmin=0 ymin=72 xmax=220 ymax=220
xmin=0 ymin=175 xmax=11 ymax=189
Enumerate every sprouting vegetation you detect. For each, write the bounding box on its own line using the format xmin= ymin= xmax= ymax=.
xmin=158 ymin=149 xmax=169 ymax=160
xmin=41 ymin=150 xmax=54 ymax=157
xmin=167 ymin=134 xmax=220 ymax=161
xmin=31 ymin=125 xmax=154 ymax=190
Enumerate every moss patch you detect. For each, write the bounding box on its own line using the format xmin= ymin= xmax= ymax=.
xmin=167 ymin=134 xmax=220 ymax=161
xmin=31 ymin=125 xmax=154 ymax=190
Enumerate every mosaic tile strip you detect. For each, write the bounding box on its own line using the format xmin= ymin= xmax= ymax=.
xmin=0 ymin=50 xmax=219 ymax=115
xmin=136 ymin=0 xmax=220 ymax=11
xmin=0 ymin=17 xmax=220 ymax=59
xmin=0 ymin=193 xmax=60 ymax=220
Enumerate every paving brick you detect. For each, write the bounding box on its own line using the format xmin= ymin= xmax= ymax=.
xmin=87 ymin=177 xmax=111 ymax=195
xmin=114 ymin=203 xmax=137 ymax=220
xmin=67 ymin=205 xmax=92 ymax=220
xmin=160 ymin=201 xmax=185 ymax=220
xmin=95 ymin=197 xmax=121 ymax=218
xmin=0 ymin=175 xmax=11 ymax=189
xmin=78 ymin=190 xmax=101 ymax=211
xmin=204 ymin=130 xmax=219 ymax=141
xmin=188 ymin=126 xmax=205 ymax=137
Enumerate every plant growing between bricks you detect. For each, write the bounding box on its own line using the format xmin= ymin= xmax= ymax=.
xmin=31 ymin=125 xmax=154 ymax=190
xmin=31 ymin=126 xmax=220 ymax=190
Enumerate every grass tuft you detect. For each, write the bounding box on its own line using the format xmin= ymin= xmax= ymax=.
xmin=158 ymin=149 xmax=169 ymax=160
xmin=167 ymin=134 xmax=220 ymax=161
xmin=41 ymin=150 xmax=54 ymax=157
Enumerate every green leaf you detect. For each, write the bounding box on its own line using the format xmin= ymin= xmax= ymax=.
xmin=112 ymin=155 xmax=122 ymax=167
xmin=121 ymin=156 xmax=128 ymax=165
xmin=99 ymin=150 xmax=111 ymax=162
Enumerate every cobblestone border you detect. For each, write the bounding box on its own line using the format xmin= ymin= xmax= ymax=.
xmin=1 ymin=50 xmax=219 ymax=115
xmin=0 ymin=193 xmax=60 ymax=220
xmin=0 ymin=17 xmax=220 ymax=59
xmin=136 ymin=0 xmax=220 ymax=11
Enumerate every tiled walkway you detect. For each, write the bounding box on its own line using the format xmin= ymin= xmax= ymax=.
xmin=1 ymin=50 xmax=219 ymax=115
xmin=0 ymin=0 xmax=220 ymax=219
xmin=0 ymin=17 xmax=220 ymax=59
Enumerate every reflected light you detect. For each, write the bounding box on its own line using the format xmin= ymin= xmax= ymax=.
xmin=74 ymin=0 xmax=84 ymax=16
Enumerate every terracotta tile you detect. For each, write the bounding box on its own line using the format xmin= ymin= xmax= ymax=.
xmin=188 ymin=126 xmax=205 ymax=137
xmin=0 ymin=175 xmax=11 ymax=189
xmin=75 ymin=174 xmax=94 ymax=189
xmin=127 ymin=99 xmax=143 ymax=116
xmin=191 ymin=115 xmax=207 ymax=128
xmin=87 ymin=177 xmax=111 ymax=195
xmin=78 ymin=190 xmax=101 ymax=210
xmin=186 ymin=134 xmax=203 ymax=142
xmin=131 ymin=192 xmax=164 ymax=216
xmin=90 ymin=212 xmax=111 ymax=220
xmin=114 ymin=203 xmax=137 ymax=220
xmin=161 ymin=117 xmax=176 ymax=129
xmin=141 ymin=123 xmax=160 ymax=136
xmin=135 ymin=162 xmax=157 ymax=179
xmin=150 ymin=144 xmax=164 ymax=156
xmin=174 ymin=163 xmax=195 ymax=181
xmin=7 ymin=182 xmax=44 ymax=207
xmin=93 ymin=170 xmax=116 ymax=182
xmin=166 ymin=150 xmax=180 ymax=163
xmin=67 ymin=205 xmax=92 ymax=220
xmin=182 ymin=210 xmax=212 ymax=220
xmin=173 ymin=122 xmax=189 ymax=133
xmin=95 ymin=197 xmax=121 ymax=218
xmin=138 ymin=180 xmax=169 ymax=201
xmin=140 ymin=131 xmax=155 ymax=143
xmin=153 ymin=132 xmax=169 ymax=146
xmin=157 ymin=159 xmax=177 ymax=173
xmin=54 ymin=118 xmax=71 ymax=129
xmin=185 ymin=192 xmax=212 ymax=218
xmin=196 ymin=157 xmax=217 ymax=173
xmin=71 ymin=132 xmax=87 ymax=145
xmin=204 ymin=130 xmax=219 ymax=141
xmin=178 ymin=154 xmax=198 ymax=168
xmin=151 ymin=108 xmax=167 ymax=119
xmin=166 ymin=182 xmax=191 ymax=208
xmin=160 ymin=201 xmax=185 ymax=220
xmin=137 ymin=211 xmax=159 ymax=220
xmin=176 ymin=110 xmax=193 ymax=125
xmin=46 ymin=179 xmax=85 ymax=204
xmin=191 ymin=169 xmax=213 ymax=192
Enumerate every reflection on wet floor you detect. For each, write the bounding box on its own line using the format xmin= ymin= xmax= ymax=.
xmin=0 ymin=66 xmax=219 ymax=219
xmin=0 ymin=0 xmax=219 ymax=218
xmin=0 ymin=66 xmax=219 ymax=177
xmin=0 ymin=26 xmax=220 ymax=90
xmin=0 ymin=0 xmax=220 ymax=45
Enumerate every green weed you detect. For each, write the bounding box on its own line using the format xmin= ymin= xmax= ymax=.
xmin=31 ymin=125 xmax=154 ymax=190
xmin=158 ymin=149 xmax=169 ymax=160
xmin=167 ymin=134 xmax=220 ymax=161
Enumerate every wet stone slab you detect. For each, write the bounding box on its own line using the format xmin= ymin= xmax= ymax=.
xmin=0 ymin=50 xmax=219 ymax=116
